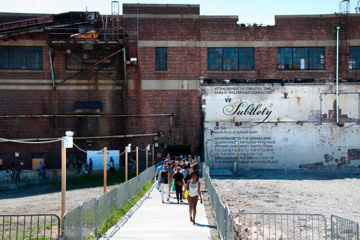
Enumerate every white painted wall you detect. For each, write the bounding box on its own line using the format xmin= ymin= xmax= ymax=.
xmin=202 ymin=83 xmax=360 ymax=170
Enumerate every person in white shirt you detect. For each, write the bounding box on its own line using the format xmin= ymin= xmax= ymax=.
xmin=185 ymin=171 xmax=202 ymax=225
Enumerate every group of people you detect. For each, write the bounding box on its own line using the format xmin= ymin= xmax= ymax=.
xmin=5 ymin=163 xmax=22 ymax=182
xmin=155 ymin=155 xmax=202 ymax=225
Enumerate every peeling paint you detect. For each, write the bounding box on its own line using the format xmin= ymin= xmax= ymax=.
xmin=202 ymin=84 xmax=360 ymax=170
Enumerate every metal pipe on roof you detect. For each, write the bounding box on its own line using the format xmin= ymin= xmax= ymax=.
xmin=0 ymin=113 xmax=174 ymax=118
xmin=336 ymin=26 xmax=340 ymax=125
xmin=0 ymin=133 xmax=160 ymax=143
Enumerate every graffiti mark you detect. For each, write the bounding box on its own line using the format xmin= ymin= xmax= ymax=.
xmin=299 ymin=162 xmax=324 ymax=169
xmin=348 ymin=149 xmax=360 ymax=160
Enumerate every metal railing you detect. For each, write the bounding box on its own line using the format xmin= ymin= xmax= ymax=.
xmin=63 ymin=165 xmax=155 ymax=240
xmin=236 ymin=213 xmax=327 ymax=240
xmin=203 ymin=164 xmax=234 ymax=240
xmin=331 ymin=215 xmax=359 ymax=240
xmin=203 ymin=164 xmax=360 ymax=240
xmin=0 ymin=214 xmax=60 ymax=240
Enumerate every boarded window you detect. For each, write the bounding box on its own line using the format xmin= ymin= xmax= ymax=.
xmin=349 ymin=47 xmax=360 ymax=69
xmin=0 ymin=46 xmax=42 ymax=70
xmin=155 ymin=47 xmax=167 ymax=70
xmin=208 ymin=47 xmax=254 ymax=71
xmin=278 ymin=47 xmax=325 ymax=70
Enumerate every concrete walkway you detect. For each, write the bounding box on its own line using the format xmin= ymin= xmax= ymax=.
xmin=105 ymin=185 xmax=212 ymax=240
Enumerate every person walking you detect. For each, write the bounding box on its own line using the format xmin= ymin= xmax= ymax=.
xmin=167 ymin=162 xmax=174 ymax=199
xmin=185 ymin=171 xmax=202 ymax=225
xmin=159 ymin=165 xmax=169 ymax=203
xmin=155 ymin=161 xmax=164 ymax=191
xmin=15 ymin=164 xmax=21 ymax=182
xmin=88 ymin=158 xmax=93 ymax=175
xmin=173 ymin=167 xmax=185 ymax=203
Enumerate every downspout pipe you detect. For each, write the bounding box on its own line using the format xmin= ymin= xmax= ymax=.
xmin=49 ymin=49 xmax=55 ymax=87
xmin=336 ymin=26 xmax=340 ymax=125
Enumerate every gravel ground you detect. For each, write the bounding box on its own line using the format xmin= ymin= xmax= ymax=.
xmin=0 ymin=184 xmax=117 ymax=216
xmin=213 ymin=171 xmax=360 ymax=238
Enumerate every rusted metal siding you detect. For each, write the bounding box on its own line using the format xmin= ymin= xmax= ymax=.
xmin=202 ymin=83 xmax=360 ymax=170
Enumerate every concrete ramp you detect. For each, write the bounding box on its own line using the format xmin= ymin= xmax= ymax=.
xmin=104 ymin=185 xmax=212 ymax=240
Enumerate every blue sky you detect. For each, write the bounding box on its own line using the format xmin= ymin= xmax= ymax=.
xmin=0 ymin=0 xmax=358 ymax=25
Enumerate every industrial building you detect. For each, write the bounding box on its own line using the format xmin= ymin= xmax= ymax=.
xmin=1 ymin=2 xmax=360 ymax=171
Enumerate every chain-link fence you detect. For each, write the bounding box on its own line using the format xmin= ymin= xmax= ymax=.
xmin=236 ymin=213 xmax=327 ymax=240
xmin=203 ymin=164 xmax=234 ymax=240
xmin=331 ymin=215 xmax=359 ymax=240
xmin=203 ymin=164 xmax=360 ymax=240
xmin=63 ymin=165 xmax=155 ymax=240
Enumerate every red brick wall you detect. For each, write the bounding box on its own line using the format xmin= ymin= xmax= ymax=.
xmin=123 ymin=90 xmax=202 ymax=153
xmin=123 ymin=4 xmax=199 ymax=15
xmin=3 ymin=6 xmax=360 ymax=169
xmin=122 ymin=9 xmax=360 ymax=82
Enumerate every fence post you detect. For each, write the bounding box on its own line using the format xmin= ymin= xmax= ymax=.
xmin=152 ymin=144 xmax=155 ymax=166
xmin=78 ymin=204 xmax=83 ymax=240
xmin=125 ymin=146 xmax=128 ymax=181
xmin=104 ymin=147 xmax=107 ymax=193
xmin=146 ymin=145 xmax=149 ymax=169
xmin=136 ymin=146 xmax=139 ymax=176
xmin=61 ymin=137 xmax=66 ymax=229
xmin=94 ymin=198 xmax=98 ymax=237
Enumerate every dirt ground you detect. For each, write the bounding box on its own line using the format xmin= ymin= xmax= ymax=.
xmin=0 ymin=184 xmax=117 ymax=216
xmin=213 ymin=171 xmax=360 ymax=238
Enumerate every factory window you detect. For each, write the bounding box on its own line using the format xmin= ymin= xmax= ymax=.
xmin=239 ymin=48 xmax=255 ymax=70
xmin=155 ymin=47 xmax=167 ymax=70
xmin=0 ymin=46 xmax=42 ymax=70
xmin=278 ymin=47 xmax=325 ymax=70
xmin=66 ymin=51 xmax=83 ymax=70
xmin=208 ymin=48 xmax=223 ymax=70
xmin=223 ymin=48 xmax=239 ymax=70
xmin=349 ymin=47 xmax=360 ymax=69
xmin=208 ymin=48 xmax=255 ymax=71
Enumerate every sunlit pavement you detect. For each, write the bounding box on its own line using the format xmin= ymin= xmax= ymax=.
xmin=105 ymin=185 xmax=212 ymax=240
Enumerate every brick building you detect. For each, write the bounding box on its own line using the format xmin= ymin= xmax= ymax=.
xmin=1 ymin=3 xmax=360 ymax=170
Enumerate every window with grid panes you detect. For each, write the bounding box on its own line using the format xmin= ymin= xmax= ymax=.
xmin=0 ymin=46 xmax=42 ymax=70
xmin=278 ymin=48 xmax=293 ymax=70
xmin=349 ymin=47 xmax=360 ymax=69
xmin=309 ymin=48 xmax=325 ymax=70
xmin=155 ymin=47 xmax=167 ymax=70
xmin=66 ymin=51 xmax=83 ymax=70
xmin=239 ymin=48 xmax=255 ymax=70
xmin=208 ymin=47 xmax=254 ymax=70
xmin=223 ymin=48 xmax=239 ymax=70
xmin=208 ymin=48 xmax=223 ymax=70
xmin=278 ymin=47 xmax=325 ymax=70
